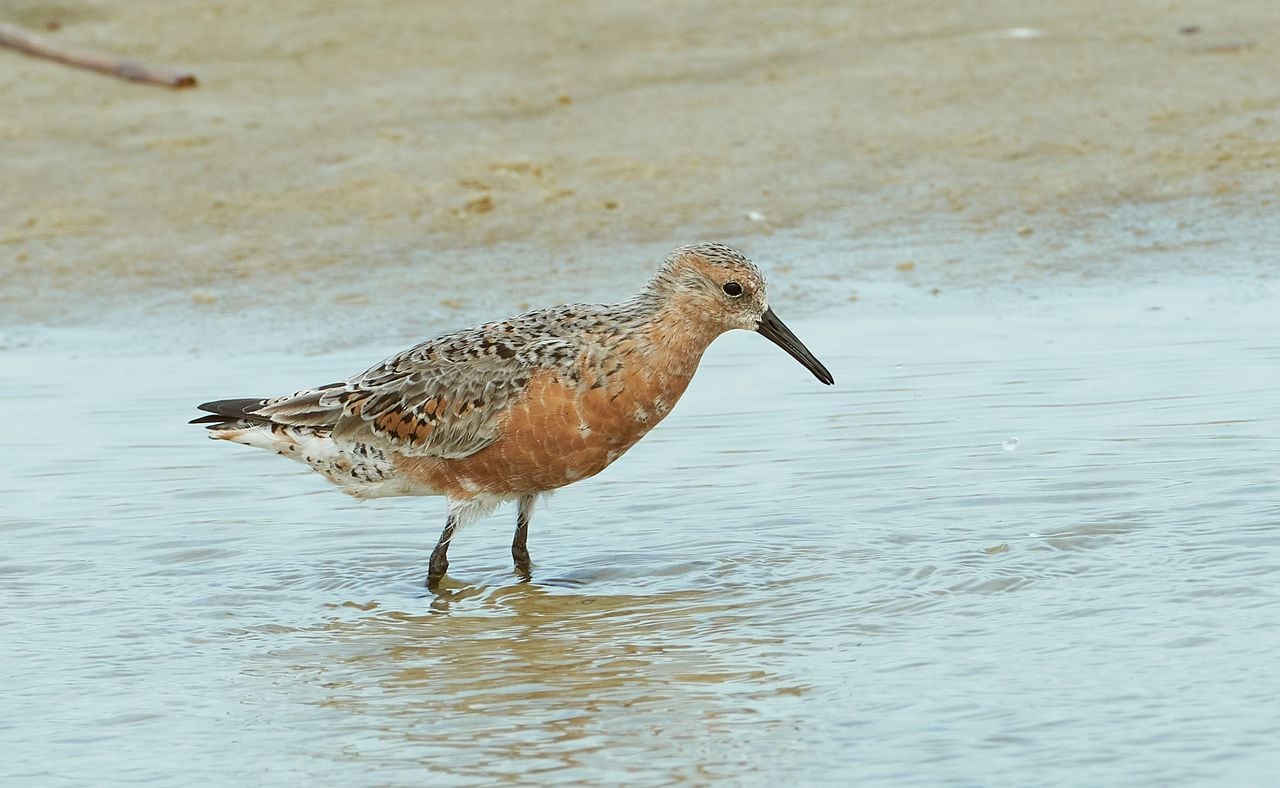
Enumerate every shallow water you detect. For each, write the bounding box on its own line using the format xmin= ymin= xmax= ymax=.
xmin=3 ymin=281 xmax=1279 ymax=784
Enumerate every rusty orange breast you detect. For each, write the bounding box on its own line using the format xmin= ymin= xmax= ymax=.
xmin=394 ymin=342 xmax=703 ymax=497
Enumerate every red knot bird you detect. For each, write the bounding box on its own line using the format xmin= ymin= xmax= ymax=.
xmin=192 ymin=242 xmax=834 ymax=589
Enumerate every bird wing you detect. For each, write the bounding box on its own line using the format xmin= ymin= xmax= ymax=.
xmin=254 ymin=315 xmax=589 ymax=459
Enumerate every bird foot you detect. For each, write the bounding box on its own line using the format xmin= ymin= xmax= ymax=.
xmin=426 ymin=558 xmax=448 ymax=590
xmin=512 ymin=547 xmax=532 ymax=582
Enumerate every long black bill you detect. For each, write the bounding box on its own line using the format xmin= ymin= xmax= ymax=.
xmin=756 ymin=308 xmax=835 ymax=385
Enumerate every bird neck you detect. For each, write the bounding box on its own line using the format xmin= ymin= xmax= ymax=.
xmin=616 ymin=290 xmax=724 ymax=378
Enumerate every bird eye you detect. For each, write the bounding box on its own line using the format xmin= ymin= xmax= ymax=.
xmin=722 ymin=281 xmax=743 ymax=297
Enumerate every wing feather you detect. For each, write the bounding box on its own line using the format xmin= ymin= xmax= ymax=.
xmin=254 ymin=309 xmax=597 ymax=459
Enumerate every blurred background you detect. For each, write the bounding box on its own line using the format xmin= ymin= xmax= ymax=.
xmin=2 ymin=0 xmax=1276 ymax=341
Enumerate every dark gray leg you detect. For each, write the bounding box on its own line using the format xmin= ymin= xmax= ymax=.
xmin=512 ymin=494 xmax=536 ymax=578
xmin=427 ymin=511 xmax=458 ymax=590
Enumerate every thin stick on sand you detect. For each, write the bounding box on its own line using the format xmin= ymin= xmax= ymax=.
xmin=0 ymin=22 xmax=197 ymax=89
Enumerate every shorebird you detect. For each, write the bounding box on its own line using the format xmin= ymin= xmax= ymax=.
xmin=192 ymin=243 xmax=833 ymax=588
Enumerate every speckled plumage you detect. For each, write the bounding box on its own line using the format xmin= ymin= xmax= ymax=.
xmin=193 ymin=243 xmax=833 ymax=588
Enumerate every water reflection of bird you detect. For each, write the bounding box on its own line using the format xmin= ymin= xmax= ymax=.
xmin=192 ymin=243 xmax=833 ymax=589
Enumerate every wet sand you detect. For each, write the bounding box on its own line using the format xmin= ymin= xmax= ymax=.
xmin=2 ymin=0 xmax=1278 ymax=331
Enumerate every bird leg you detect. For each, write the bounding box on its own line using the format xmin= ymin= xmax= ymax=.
xmin=512 ymin=494 xmax=537 ymax=579
xmin=425 ymin=497 xmax=501 ymax=589
xmin=427 ymin=511 xmax=458 ymax=589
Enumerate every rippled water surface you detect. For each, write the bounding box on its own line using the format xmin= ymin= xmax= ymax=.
xmin=3 ymin=282 xmax=1279 ymax=784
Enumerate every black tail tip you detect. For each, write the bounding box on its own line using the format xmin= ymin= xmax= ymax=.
xmin=191 ymin=397 xmax=267 ymax=426
xmin=189 ymin=413 xmax=232 ymax=426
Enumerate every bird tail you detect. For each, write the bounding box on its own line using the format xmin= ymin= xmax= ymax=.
xmin=191 ymin=384 xmax=344 ymax=434
xmin=191 ymin=397 xmax=319 ymax=454
xmin=190 ymin=398 xmax=271 ymax=427
xmin=191 ymin=395 xmax=406 ymax=497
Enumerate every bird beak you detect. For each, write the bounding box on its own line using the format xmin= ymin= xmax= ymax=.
xmin=756 ymin=308 xmax=835 ymax=385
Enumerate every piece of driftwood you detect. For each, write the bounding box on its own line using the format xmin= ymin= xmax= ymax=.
xmin=0 ymin=22 xmax=197 ymax=89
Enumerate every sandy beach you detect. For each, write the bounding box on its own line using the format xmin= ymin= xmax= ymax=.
xmin=2 ymin=0 xmax=1276 ymax=336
